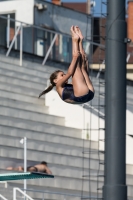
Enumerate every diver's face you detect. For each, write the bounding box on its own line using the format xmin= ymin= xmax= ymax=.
xmin=54 ymin=71 xmax=67 ymax=83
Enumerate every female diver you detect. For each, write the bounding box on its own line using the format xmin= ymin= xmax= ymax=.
xmin=39 ymin=26 xmax=95 ymax=104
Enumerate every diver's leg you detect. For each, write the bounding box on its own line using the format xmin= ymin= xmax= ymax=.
xmin=74 ymin=26 xmax=95 ymax=93
xmin=70 ymin=26 xmax=89 ymax=96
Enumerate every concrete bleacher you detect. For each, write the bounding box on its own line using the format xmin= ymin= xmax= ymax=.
xmin=0 ymin=54 xmax=133 ymax=200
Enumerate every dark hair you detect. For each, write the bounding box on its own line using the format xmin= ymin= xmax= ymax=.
xmin=41 ymin=161 xmax=47 ymax=166
xmin=38 ymin=70 xmax=62 ymax=98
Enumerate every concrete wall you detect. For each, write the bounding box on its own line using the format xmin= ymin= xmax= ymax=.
xmin=35 ymin=0 xmax=91 ymax=38
xmin=0 ymin=0 xmax=91 ymax=38
xmin=45 ymin=89 xmax=133 ymax=164
xmin=0 ymin=0 xmax=34 ymax=25
xmin=0 ymin=0 xmax=91 ymax=63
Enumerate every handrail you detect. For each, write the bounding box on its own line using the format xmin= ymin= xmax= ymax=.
xmin=13 ymin=188 xmax=34 ymax=200
xmin=42 ymin=33 xmax=58 ymax=65
xmin=5 ymin=23 xmax=23 ymax=66
xmin=21 ymin=188 xmax=102 ymax=199
xmin=0 ymin=182 xmax=7 ymax=188
xmin=0 ymin=194 xmax=8 ymax=200
xmin=0 ymin=13 xmax=105 ymax=67
xmin=6 ymin=25 xmax=21 ymax=57
xmin=0 ymin=15 xmax=71 ymax=37
xmin=0 ymin=15 xmax=104 ymax=47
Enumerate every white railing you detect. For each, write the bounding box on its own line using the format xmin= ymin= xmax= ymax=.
xmin=6 ymin=24 xmax=23 ymax=66
xmin=96 ymin=52 xmax=131 ymax=78
xmin=42 ymin=33 xmax=58 ymax=66
xmin=0 ymin=15 xmax=102 ymax=67
xmin=21 ymin=188 xmax=103 ymax=200
xmin=13 ymin=188 xmax=34 ymax=200
xmin=0 ymin=182 xmax=7 ymax=188
xmin=0 ymin=194 xmax=8 ymax=200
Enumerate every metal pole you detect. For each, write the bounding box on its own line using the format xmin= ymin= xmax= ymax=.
xmin=15 ymin=22 xmax=17 ymax=50
xmin=13 ymin=188 xmax=16 ymax=200
xmin=42 ymin=33 xmax=58 ymax=66
xmin=42 ymin=193 xmax=44 ymax=200
xmin=126 ymin=53 xmax=131 ymax=63
xmin=24 ymin=137 xmax=27 ymax=193
xmin=6 ymin=25 xmax=21 ymax=57
xmin=7 ymin=14 xmax=10 ymax=48
xmin=103 ymin=0 xmax=127 ymax=200
xmin=82 ymin=104 xmax=85 ymax=139
xmin=96 ymin=59 xmax=105 ymax=78
xmin=0 ymin=194 xmax=8 ymax=200
xmin=20 ymin=24 xmax=23 ymax=66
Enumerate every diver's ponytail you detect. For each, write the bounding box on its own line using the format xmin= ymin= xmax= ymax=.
xmin=38 ymin=84 xmax=54 ymax=98
xmin=39 ymin=70 xmax=62 ymax=98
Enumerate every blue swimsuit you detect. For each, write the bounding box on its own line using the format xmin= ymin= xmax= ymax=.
xmin=62 ymin=84 xmax=94 ymax=104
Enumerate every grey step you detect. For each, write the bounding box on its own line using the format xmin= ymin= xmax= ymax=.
xmin=0 ymin=156 xmax=104 ymax=179
xmin=0 ymin=183 xmax=7 ymax=189
xmin=0 ymin=171 xmax=104 ymax=192
xmin=0 ymin=187 xmax=32 ymax=200
xmin=127 ymin=164 xmax=133 ymax=176
xmin=0 ymin=66 xmax=47 ymax=84
xmin=0 ymin=73 xmax=47 ymax=91
xmin=127 ymin=174 xmax=133 ymax=187
xmin=0 ymin=116 xmax=82 ymax=138
xmin=0 ymin=182 xmax=133 ymax=200
xmin=0 ymin=146 xmax=103 ymax=171
xmin=5 ymin=176 xmax=133 ymax=200
xmin=0 ymin=186 xmax=101 ymax=200
xmin=0 ymin=82 xmax=43 ymax=97
xmin=0 ymin=171 xmax=103 ymax=193
xmin=0 ymin=106 xmax=65 ymax=126
xmin=0 ymin=54 xmax=61 ymax=73
xmin=0 ymin=160 xmax=103 ymax=180
xmin=0 ymin=135 xmax=103 ymax=160
xmin=0 ymin=90 xmax=45 ymax=105
xmin=0 ymin=192 xmax=101 ymax=200
xmin=0 ymin=172 xmax=103 ymax=195
xmin=0 ymin=60 xmax=50 ymax=79
xmin=0 ymin=97 xmax=49 ymax=114
xmin=0 ymin=125 xmax=98 ymax=149
xmin=128 ymin=185 xmax=133 ymax=198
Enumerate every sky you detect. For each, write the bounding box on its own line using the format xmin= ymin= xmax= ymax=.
xmin=46 ymin=0 xmax=128 ymax=16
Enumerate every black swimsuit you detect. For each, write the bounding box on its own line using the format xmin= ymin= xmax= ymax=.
xmin=62 ymin=84 xmax=94 ymax=104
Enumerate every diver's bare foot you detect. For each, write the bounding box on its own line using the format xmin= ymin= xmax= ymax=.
xmin=6 ymin=167 xmax=13 ymax=170
xmin=74 ymin=26 xmax=84 ymax=40
xmin=70 ymin=26 xmax=79 ymax=41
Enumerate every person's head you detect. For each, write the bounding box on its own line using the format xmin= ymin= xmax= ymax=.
xmin=40 ymin=161 xmax=47 ymax=166
xmin=38 ymin=70 xmax=65 ymax=98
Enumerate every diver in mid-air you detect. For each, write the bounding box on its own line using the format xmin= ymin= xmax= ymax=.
xmin=39 ymin=26 xmax=94 ymax=104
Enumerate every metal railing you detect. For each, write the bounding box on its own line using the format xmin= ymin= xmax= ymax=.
xmin=6 ymin=23 xmax=23 ymax=66
xmin=21 ymin=188 xmax=103 ymax=200
xmin=0 ymin=194 xmax=8 ymax=200
xmin=0 ymin=182 xmax=7 ymax=189
xmin=0 ymin=15 xmax=103 ymax=67
xmin=13 ymin=188 xmax=34 ymax=200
